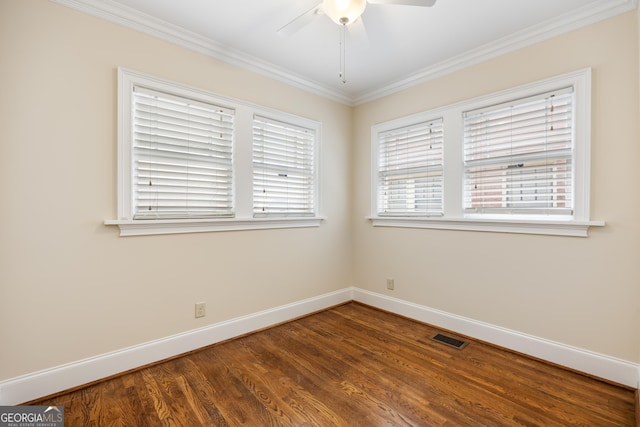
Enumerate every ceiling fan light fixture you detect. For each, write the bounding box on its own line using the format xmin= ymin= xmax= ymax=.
xmin=322 ymin=0 xmax=367 ymax=25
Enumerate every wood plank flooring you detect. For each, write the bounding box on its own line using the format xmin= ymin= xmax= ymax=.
xmin=31 ymin=302 xmax=635 ymax=426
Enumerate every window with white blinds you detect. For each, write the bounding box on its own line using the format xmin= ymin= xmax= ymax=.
xmin=111 ymin=68 xmax=323 ymax=235
xmin=377 ymin=119 xmax=443 ymax=216
xmin=132 ymin=86 xmax=235 ymax=219
xmin=252 ymin=115 xmax=316 ymax=217
xmin=463 ymin=87 xmax=574 ymax=216
xmin=369 ymin=69 xmax=597 ymax=236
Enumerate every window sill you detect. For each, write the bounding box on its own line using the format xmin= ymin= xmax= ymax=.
xmin=368 ymin=216 xmax=605 ymax=237
xmin=105 ymin=217 xmax=324 ymax=237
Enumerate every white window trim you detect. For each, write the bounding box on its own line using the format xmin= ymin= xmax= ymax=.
xmin=369 ymin=216 xmax=603 ymax=237
xmin=104 ymin=217 xmax=322 ymax=237
xmin=106 ymin=68 xmax=323 ymax=236
xmin=370 ymin=68 xmax=604 ymax=237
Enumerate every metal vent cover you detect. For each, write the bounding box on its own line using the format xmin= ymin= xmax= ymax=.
xmin=430 ymin=333 xmax=469 ymax=350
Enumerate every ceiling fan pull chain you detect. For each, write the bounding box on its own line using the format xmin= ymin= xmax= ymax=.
xmin=279 ymin=0 xmax=438 ymax=85
xmin=339 ymin=22 xmax=347 ymax=84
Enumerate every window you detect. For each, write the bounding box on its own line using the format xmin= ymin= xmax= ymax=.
xmin=371 ymin=69 xmax=603 ymax=237
xmin=377 ymin=119 xmax=443 ymax=216
xmin=463 ymin=87 xmax=573 ymax=216
xmin=253 ymin=115 xmax=316 ymax=217
xmin=132 ymin=87 xmax=234 ymax=219
xmin=107 ymin=68 xmax=322 ymax=236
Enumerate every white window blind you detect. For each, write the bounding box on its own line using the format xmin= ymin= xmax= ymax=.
xmin=132 ymin=86 xmax=234 ymax=219
xmin=377 ymin=120 xmax=444 ymax=216
xmin=252 ymin=115 xmax=316 ymax=217
xmin=463 ymin=87 xmax=574 ymax=215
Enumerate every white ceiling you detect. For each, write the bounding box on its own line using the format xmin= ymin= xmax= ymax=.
xmin=57 ymin=0 xmax=636 ymax=104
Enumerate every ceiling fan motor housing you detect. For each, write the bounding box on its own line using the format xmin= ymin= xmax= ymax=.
xmin=323 ymin=0 xmax=367 ymax=25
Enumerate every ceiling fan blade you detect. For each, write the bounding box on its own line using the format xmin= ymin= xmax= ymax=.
xmin=277 ymin=3 xmax=323 ymax=37
xmin=367 ymin=0 xmax=436 ymax=6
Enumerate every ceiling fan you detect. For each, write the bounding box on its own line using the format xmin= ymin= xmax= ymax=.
xmin=278 ymin=0 xmax=437 ymax=83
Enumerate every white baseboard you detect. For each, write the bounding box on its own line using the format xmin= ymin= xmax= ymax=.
xmin=1 ymin=286 xmax=637 ymax=405
xmin=352 ymin=288 xmax=639 ymax=389
xmin=0 ymin=288 xmax=354 ymax=405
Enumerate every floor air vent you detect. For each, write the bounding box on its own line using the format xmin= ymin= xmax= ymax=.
xmin=430 ymin=333 xmax=469 ymax=350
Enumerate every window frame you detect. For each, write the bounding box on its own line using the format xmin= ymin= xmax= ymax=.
xmin=370 ymin=68 xmax=604 ymax=237
xmin=106 ymin=68 xmax=323 ymax=236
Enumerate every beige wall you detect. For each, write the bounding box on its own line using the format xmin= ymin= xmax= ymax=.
xmin=0 ymin=0 xmax=353 ymax=380
xmin=353 ymin=11 xmax=640 ymax=362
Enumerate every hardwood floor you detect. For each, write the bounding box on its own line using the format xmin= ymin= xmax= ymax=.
xmin=31 ymin=302 xmax=635 ymax=426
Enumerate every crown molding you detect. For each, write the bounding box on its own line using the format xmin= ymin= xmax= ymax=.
xmin=52 ymin=0 xmax=637 ymax=107
xmin=353 ymin=0 xmax=638 ymax=104
xmin=50 ymin=0 xmax=353 ymax=105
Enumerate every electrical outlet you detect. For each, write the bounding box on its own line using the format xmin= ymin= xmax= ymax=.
xmin=195 ymin=302 xmax=206 ymax=318
xmin=386 ymin=278 xmax=395 ymax=290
